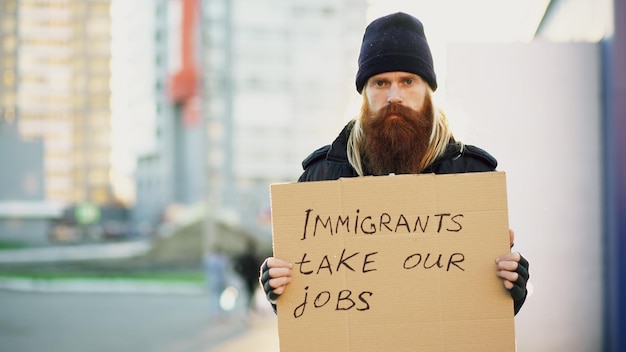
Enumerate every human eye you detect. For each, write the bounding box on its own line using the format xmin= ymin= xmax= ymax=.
xmin=374 ymin=80 xmax=386 ymax=87
xmin=405 ymin=78 xmax=414 ymax=85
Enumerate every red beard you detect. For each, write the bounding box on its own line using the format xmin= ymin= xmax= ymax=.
xmin=361 ymin=97 xmax=433 ymax=175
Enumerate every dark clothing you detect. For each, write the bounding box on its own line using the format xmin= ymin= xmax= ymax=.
xmin=234 ymin=252 xmax=262 ymax=308
xmin=296 ymin=120 xmax=527 ymax=315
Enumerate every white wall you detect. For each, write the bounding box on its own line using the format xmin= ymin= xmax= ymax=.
xmin=446 ymin=42 xmax=603 ymax=351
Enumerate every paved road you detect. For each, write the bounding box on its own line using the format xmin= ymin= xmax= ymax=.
xmin=0 ymin=290 xmax=250 ymax=352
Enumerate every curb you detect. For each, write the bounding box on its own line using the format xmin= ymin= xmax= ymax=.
xmin=0 ymin=241 xmax=151 ymax=264
xmin=0 ymin=277 xmax=207 ymax=295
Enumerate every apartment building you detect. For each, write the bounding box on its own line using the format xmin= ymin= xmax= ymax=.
xmin=1 ymin=0 xmax=115 ymax=207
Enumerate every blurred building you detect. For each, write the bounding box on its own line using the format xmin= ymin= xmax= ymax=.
xmin=0 ymin=120 xmax=63 ymax=245
xmin=201 ymin=0 xmax=367 ymax=248
xmin=0 ymin=0 xmax=125 ymax=243
xmin=123 ymin=0 xmax=368 ymax=246
xmin=110 ymin=0 xmax=172 ymax=231
xmin=110 ymin=0 xmax=207 ymax=230
xmin=6 ymin=0 xmax=115 ymax=205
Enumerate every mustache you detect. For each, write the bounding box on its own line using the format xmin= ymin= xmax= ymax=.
xmin=375 ymin=103 xmax=420 ymax=121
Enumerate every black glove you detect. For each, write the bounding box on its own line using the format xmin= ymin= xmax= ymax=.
xmin=512 ymin=254 xmax=530 ymax=315
xmin=260 ymin=260 xmax=280 ymax=303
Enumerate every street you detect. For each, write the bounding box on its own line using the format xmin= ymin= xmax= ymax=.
xmin=0 ymin=290 xmax=249 ymax=352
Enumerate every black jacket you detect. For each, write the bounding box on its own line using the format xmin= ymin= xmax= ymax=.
xmin=296 ymin=121 xmax=527 ymax=315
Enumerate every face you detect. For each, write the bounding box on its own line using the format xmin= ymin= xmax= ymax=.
xmin=364 ymin=72 xmax=429 ymax=115
xmin=359 ymin=73 xmax=434 ymax=176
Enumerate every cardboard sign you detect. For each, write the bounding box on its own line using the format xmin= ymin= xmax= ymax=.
xmin=270 ymin=172 xmax=515 ymax=352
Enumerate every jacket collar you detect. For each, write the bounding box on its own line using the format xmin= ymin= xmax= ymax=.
xmin=326 ymin=120 xmax=355 ymax=163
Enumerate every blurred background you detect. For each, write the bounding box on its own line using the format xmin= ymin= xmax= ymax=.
xmin=0 ymin=0 xmax=624 ymax=351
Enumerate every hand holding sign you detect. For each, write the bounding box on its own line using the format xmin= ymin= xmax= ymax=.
xmin=260 ymin=257 xmax=292 ymax=303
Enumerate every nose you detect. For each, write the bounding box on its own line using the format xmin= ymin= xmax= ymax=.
xmin=387 ymin=85 xmax=402 ymax=104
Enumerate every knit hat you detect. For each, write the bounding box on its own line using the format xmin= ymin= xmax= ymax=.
xmin=355 ymin=12 xmax=437 ymax=93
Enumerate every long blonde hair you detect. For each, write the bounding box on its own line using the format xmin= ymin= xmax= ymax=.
xmin=346 ymin=88 xmax=454 ymax=176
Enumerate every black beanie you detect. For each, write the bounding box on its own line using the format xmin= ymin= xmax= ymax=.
xmin=355 ymin=12 xmax=437 ymax=93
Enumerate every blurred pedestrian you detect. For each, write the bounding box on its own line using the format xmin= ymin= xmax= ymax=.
xmin=203 ymin=246 xmax=229 ymax=319
xmin=234 ymin=239 xmax=262 ymax=312
xmin=259 ymin=12 xmax=529 ymax=315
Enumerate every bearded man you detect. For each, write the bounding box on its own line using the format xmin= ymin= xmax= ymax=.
xmin=260 ymin=12 xmax=530 ymax=315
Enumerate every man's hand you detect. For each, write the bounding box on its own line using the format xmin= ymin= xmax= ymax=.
xmin=496 ymin=229 xmax=530 ymax=301
xmin=259 ymin=257 xmax=293 ymax=303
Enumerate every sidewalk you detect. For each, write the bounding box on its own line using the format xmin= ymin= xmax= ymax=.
xmin=0 ymin=235 xmax=284 ymax=351
xmin=211 ymin=312 xmax=279 ymax=352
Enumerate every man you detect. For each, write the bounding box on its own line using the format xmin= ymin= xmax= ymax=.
xmin=233 ymin=239 xmax=262 ymax=311
xmin=260 ymin=12 xmax=529 ymax=315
